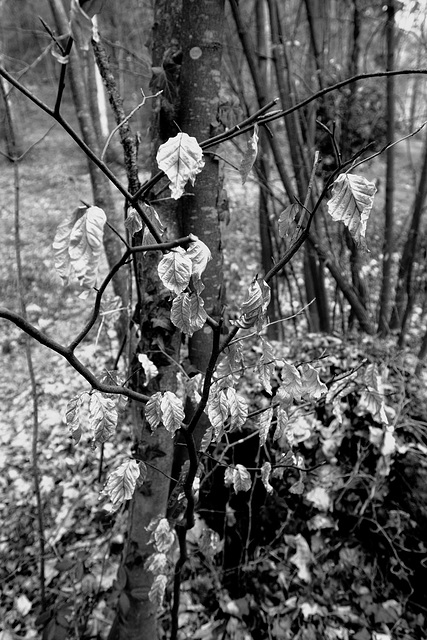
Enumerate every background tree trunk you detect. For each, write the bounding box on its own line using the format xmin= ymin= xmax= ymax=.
xmin=378 ymin=0 xmax=396 ymax=335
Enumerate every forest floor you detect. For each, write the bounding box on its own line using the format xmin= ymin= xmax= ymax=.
xmin=1 ymin=82 xmax=427 ymax=640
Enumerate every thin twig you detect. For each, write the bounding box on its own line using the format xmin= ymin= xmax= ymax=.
xmin=100 ymin=89 xmax=162 ymax=161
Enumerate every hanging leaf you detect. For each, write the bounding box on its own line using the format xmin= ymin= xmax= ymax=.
xmin=274 ymin=406 xmax=289 ymax=441
xmin=216 ymin=341 xmax=245 ymax=389
xmin=103 ymin=458 xmax=142 ymax=511
xmin=156 ymin=132 xmax=205 ymax=199
xmin=239 ymin=124 xmax=259 ymax=184
xmin=148 ymin=574 xmax=168 ymax=607
xmin=278 ymin=203 xmax=300 ymax=238
xmin=327 ymin=173 xmax=376 ymax=250
xmin=145 ymin=392 xmax=163 ymax=431
xmin=124 ymin=208 xmax=143 ymax=236
xmin=185 ymin=373 xmax=203 ymax=405
xmin=300 ymin=363 xmax=327 ymax=399
xmin=233 ymin=464 xmax=252 ymax=492
xmin=53 ymin=204 xmax=106 ymax=292
xmin=277 ymin=361 xmax=302 ymax=406
xmin=89 ymin=391 xmax=118 ymax=447
xmin=145 ymin=552 xmax=168 ymax=575
xmin=207 ymin=384 xmax=229 ymax=440
xmin=66 ymin=394 xmax=85 ymax=444
xmin=261 ymin=461 xmax=273 ymax=494
xmin=141 ymin=203 xmax=165 ymax=246
xmin=186 ymin=237 xmax=212 ymax=280
xmin=224 ymin=466 xmax=234 ymax=487
xmin=257 ymin=337 xmax=276 ymax=395
xmin=258 ymin=406 xmax=274 ymax=446
xmin=138 ymin=353 xmax=159 ymax=384
xmin=358 ymin=363 xmax=389 ymax=425
xmin=171 ymin=291 xmax=207 ymax=335
xmin=150 ymin=517 xmax=175 ymax=553
xmin=226 ymin=388 xmax=248 ymax=430
xmin=160 ymin=391 xmax=184 ymax=435
xmin=200 ymin=425 xmax=214 ymax=452
xmin=236 ymin=277 xmax=271 ymax=329
xmin=158 ymin=248 xmax=192 ymax=295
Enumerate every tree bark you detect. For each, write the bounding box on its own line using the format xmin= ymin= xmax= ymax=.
xmin=378 ymin=0 xmax=396 ymax=335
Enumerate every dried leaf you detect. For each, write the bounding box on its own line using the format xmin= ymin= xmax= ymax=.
xmin=278 ymin=203 xmax=300 ymax=238
xmin=258 ymin=406 xmax=274 ymax=446
xmin=186 ymin=237 xmax=211 ymax=280
xmin=277 ymin=361 xmax=302 ymax=406
xmin=288 ymin=534 xmax=312 ymax=582
xmin=171 ymin=291 xmax=207 ymax=336
xmin=239 ymin=124 xmax=259 ymax=184
xmin=156 ymin=132 xmax=205 ymax=199
xmin=257 ymin=337 xmax=276 ymax=395
xmin=226 ymin=388 xmax=248 ymax=430
xmin=233 ymin=464 xmax=251 ymax=492
xmin=261 ymin=461 xmax=273 ymax=494
xmin=300 ymin=363 xmax=327 ymax=399
xmin=124 ymin=208 xmax=143 ymax=236
xmin=158 ymin=248 xmax=192 ymax=294
xmin=53 ymin=204 xmax=106 ymax=293
xmin=145 ymin=392 xmax=163 ymax=431
xmin=207 ymin=384 xmax=229 ymax=440
xmin=138 ymin=353 xmax=159 ymax=384
xmin=327 ymin=173 xmax=376 ymax=250
xmin=66 ymin=394 xmax=84 ymax=444
xmin=141 ymin=203 xmax=165 ymax=246
xmin=103 ymin=459 xmax=141 ymax=511
xmin=236 ymin=277 xmax=271 ymax=329
xmin=160 ymin=391 xmax=184 ymax=435
xmin=89 ymin=391 xmax=118 ymax=447
xmin=148 ymin=574 xmax=168 ymax=607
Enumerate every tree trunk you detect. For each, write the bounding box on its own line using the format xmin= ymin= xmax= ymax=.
xmin=390 ymin=127 xmax=427 ymax=338
xmin=378 ymin=0 xmax=396 ymax=335
xmin=178 ymin=0 xmax=225 ymax=374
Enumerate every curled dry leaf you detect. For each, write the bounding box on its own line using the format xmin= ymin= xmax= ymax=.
xmin=156 ymin=132 xmax=205 ymax=199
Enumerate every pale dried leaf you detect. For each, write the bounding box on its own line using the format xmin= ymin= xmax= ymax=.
xmin=288 ymin=534 xmax=312 ymax=582
xmin=277 ymin=361 xmax=302 ymax=406
xmin=239 ymin=124 xmax=259 ymax=184
xmin=233 ymin=464 xmax=252 ymax=492
xmin=207 ymin=384 xmax=229 ymax=440
xmin=278 ymin=203 xmax=300 ymax=238
xmin=141 ymin=203 xmax=165 ymax=246
xmin=259 ymin=406 xmax=274 ymax=446
xmin=158 ymin=248 xmax=192 ymax=295
xmin=236 ymin=277 xmax=271 ymax=329
xmin=226 ymin=388 xmax=248 ymax=430
xmin=186 ymin=237 xmax=211 ymax=280
xmin=327 ymin=173 xmax=376 ymax=250
xmin=103 ymin=458 xmax=141 ymax=510
xmin=148 ymin=574 xmax=168 ymax=607
xmin=66 ymin=394 xmax=84 ymax=444
xmin=160 ymin=391 xmax=184 ymax=434
xmin=300 ymin=363 xmax=327 ymax=399
xmin=89 ymin=391 xmax=118 ymax=447
xmin=261 ymin=461 xmax=273 ymax=494
xmin=138 ymin=353 xmax=159 ymax=384
xmin=145 ymin=392 xmax=163 ymax=431
xmin=171 ymin=291 xmax=207 ymax=336
xmin=156 ymin=132 xmax=205 ymax=199
xmin=124 ymin=208 xmax=143 ymax=236
xmin=257 ymin=337 xmax=276 ymax=395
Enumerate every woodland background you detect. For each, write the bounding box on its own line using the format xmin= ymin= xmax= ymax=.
xmin=1 ymin=1 xmax=427 ymax=639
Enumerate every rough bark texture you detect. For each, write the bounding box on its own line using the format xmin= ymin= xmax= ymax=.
xmin=178 ymin=0 xmax=225 ymax=373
